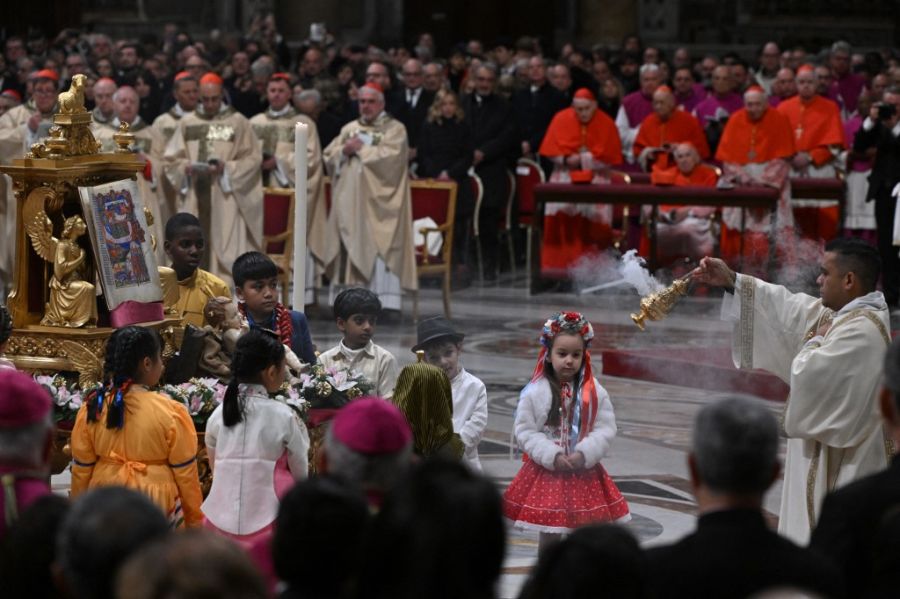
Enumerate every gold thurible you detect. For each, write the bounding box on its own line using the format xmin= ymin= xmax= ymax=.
xmin=630 ymin=275 xmax=692 ymax=331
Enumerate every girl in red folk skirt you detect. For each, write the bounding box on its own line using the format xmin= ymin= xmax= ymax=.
xmin=503 ymin=311 xmax=630 ymax=553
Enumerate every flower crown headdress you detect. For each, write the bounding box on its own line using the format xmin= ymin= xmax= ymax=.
xmin=539 ymin=311 xmax=595 ymax=349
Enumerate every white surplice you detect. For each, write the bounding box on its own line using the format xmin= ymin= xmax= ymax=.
xmin=721 ymin=274 xmax=892 ymax=544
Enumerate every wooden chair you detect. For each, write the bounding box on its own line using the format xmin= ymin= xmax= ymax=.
xmin=515 ymin=158 xmax=545 ymax=289
xmin=262 ymin=187 xmax=295 ymax=306
xmin=466 ymin=173 xmax=487 ymax=284
xmin=410 ymin=179 xmax=458 ymax=321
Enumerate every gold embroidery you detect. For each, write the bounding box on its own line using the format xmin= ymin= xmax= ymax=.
xmin=807 ymin=440 xmax=821 ymax=530
xmin=183 ymin=123 xmax=235 ymax=163
xmin=738 ymin=275 xmax=755 ymax=370
xmin=346 ymin=127 xmax=383 ymax=146
xmin=251 ymin=122 xmax=294 ymax=156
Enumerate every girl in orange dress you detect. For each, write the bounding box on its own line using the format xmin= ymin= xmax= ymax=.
xmin=70 ymin=326 xmax=203 ymax=527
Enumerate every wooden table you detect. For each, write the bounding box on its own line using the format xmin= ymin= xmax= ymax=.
xmin=530 ymin=182 xmax=781 ymax=294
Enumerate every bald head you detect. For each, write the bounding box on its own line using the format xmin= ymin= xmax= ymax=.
xmin=673 ymin=142 xmax=701 ymax=175
xmin=548 ymin=64 xmax=571 ymax=93
xmin=774 ymin=68 xmax=796 ymax=98
xmin=93 ymin=78 xmax=117 ymax=118
xmin=652 ymin=86 xmax=676 ymax=120
xmin=711 ymin=65 xmax=733 ymax=95
xmin=113 ymin=85 xmax=139 ymax=124
xmin=744 ymin=88 xmax=768 ymax=121
xmin=199 ymin=81 xmax=223 ymax=115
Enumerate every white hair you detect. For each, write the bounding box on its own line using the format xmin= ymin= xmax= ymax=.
xmin=0 ymin=413 xmax=53 ymax=468
xmin=112 ymin=86 xmax=138 ymax=102
xmin=640 ymin=63 xmax=661 ymax=76
xmin=322 ymin=424 xmax=412 ymax=493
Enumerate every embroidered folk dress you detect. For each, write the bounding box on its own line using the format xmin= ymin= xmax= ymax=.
xmin=70 ymin=385 xmax=204 ymax=527
xmin=503 ymin=377 xmax=630 ymax=533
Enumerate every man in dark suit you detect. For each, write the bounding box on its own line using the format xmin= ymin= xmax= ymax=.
xmin=511 ymin=56 xmax=568 ymax=160
xmin=462 ymin=63 xmax=518 ymax=281
xmin=853 ymin=87 xmax=900 ymax=307
xmin=648 ymin=396 xmax=845 ymax=599
xmin=810 ymin=337 xmax=900 ymax=596
xmin=392 ymin=58 xmax=434 ymax=162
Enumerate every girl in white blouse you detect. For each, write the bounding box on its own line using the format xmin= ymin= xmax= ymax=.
xmin=202 ymin=329 xmax=309 ymax=547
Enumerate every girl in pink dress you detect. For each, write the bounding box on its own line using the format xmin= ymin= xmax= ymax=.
xmin=503 ymin=311 xmax=629 ymax=553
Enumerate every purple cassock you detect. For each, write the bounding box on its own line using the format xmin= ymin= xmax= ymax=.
xmin=692 ymin=92 xmax=744 ymax=125
xmin=831 ymin=72 xmax=866 ymax=115
xmin=621 ymin=91 xmax=654 ymax=127
xmin=676 ymin=84 xmax=708 ymax=114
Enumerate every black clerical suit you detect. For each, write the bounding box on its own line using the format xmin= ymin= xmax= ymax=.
xmin=461 ymin=92 xmax=518 ymax=277
xmin=648 ymin=509 xmax=845 ymax=598
xmin=511 ymin=82 xmax=568 ymax=156
xmin=393 ymin=86 xmax=435 ymax=153
xmin=811 ymin=455 xmax=900 ymax=597
xmin=854 ymin=118 xmax=900 ymax=306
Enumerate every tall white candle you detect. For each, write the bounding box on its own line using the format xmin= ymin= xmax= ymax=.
xmin=292 ymin=122 xmax=309 ymax=311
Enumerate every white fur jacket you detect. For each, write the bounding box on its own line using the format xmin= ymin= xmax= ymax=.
xmin=514 ymin=377 xmax=617 ymax=471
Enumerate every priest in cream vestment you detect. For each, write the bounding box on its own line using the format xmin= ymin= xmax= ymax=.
xmin=249 ymin=73 xmax=330 ymax=305
xmin=695 ymin=238 xmax=892 ymax=545
xmin=93 ymin=86 xmax=168 ymax=262
xmin=0 ymin=70 xmax=58 ymax=289
xmin=163 ymin=73 xmax=263 ymax=284
xmin=322 ymin=82 xmax=417 ymax=310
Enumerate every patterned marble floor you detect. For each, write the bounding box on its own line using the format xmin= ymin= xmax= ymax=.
xmin=306 ymin=279 xmax=790 ymax=598
xmin=50 ymin=277 xmax=810 ymax=598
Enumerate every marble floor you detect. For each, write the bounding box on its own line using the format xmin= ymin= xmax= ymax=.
xmin=306 ymin=278 xmax=792 ymax=599
xmin=51 ymin=274 xmax=895 ymax=598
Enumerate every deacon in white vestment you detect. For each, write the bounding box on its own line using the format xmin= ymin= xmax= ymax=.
xmin=695 ymin=239 xmax=892 ymax=545
xmin=322 ymin=82 xmax=417 ymax=311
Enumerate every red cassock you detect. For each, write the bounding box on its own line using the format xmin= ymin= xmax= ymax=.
xmin=716 ymin=108 xmax=795 ymax=268
xmin=715 ymin=107 xmax=795 ymax=165
xmin=538 ymin=108 xmax=623 ymax=278
xmin=777 ymin=95 xmax=846 ymax=242
xmin=633 ymin=109 xmax=710 ymax=170
xmin=539 ymin=107 xmax=623 ymax=164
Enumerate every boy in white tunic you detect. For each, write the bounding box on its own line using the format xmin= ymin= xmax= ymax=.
xmin=319 ymin=288 xmax=400 ymax=399
xmin=413 ymin=316 xmax=489 ymax=470
xmin=694 ymin=237 xmax=892 ymax=545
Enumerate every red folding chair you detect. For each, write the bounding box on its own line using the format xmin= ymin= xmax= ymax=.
xmin=515 ymin=158 xmax=545 ymax=289
xmin=410 ymin=179 xmax=458 ymax=321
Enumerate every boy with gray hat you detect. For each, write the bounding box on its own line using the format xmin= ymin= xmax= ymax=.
xmin=413 ymin=316 xmax=488 ymax=470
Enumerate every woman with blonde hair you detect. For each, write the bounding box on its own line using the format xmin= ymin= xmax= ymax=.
xmin=417 ymin=89 xmax=474 ymax=281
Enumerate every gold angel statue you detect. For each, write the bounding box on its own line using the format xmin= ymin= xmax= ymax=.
xmin=26 ymin=213 xmax=98 ymax=327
